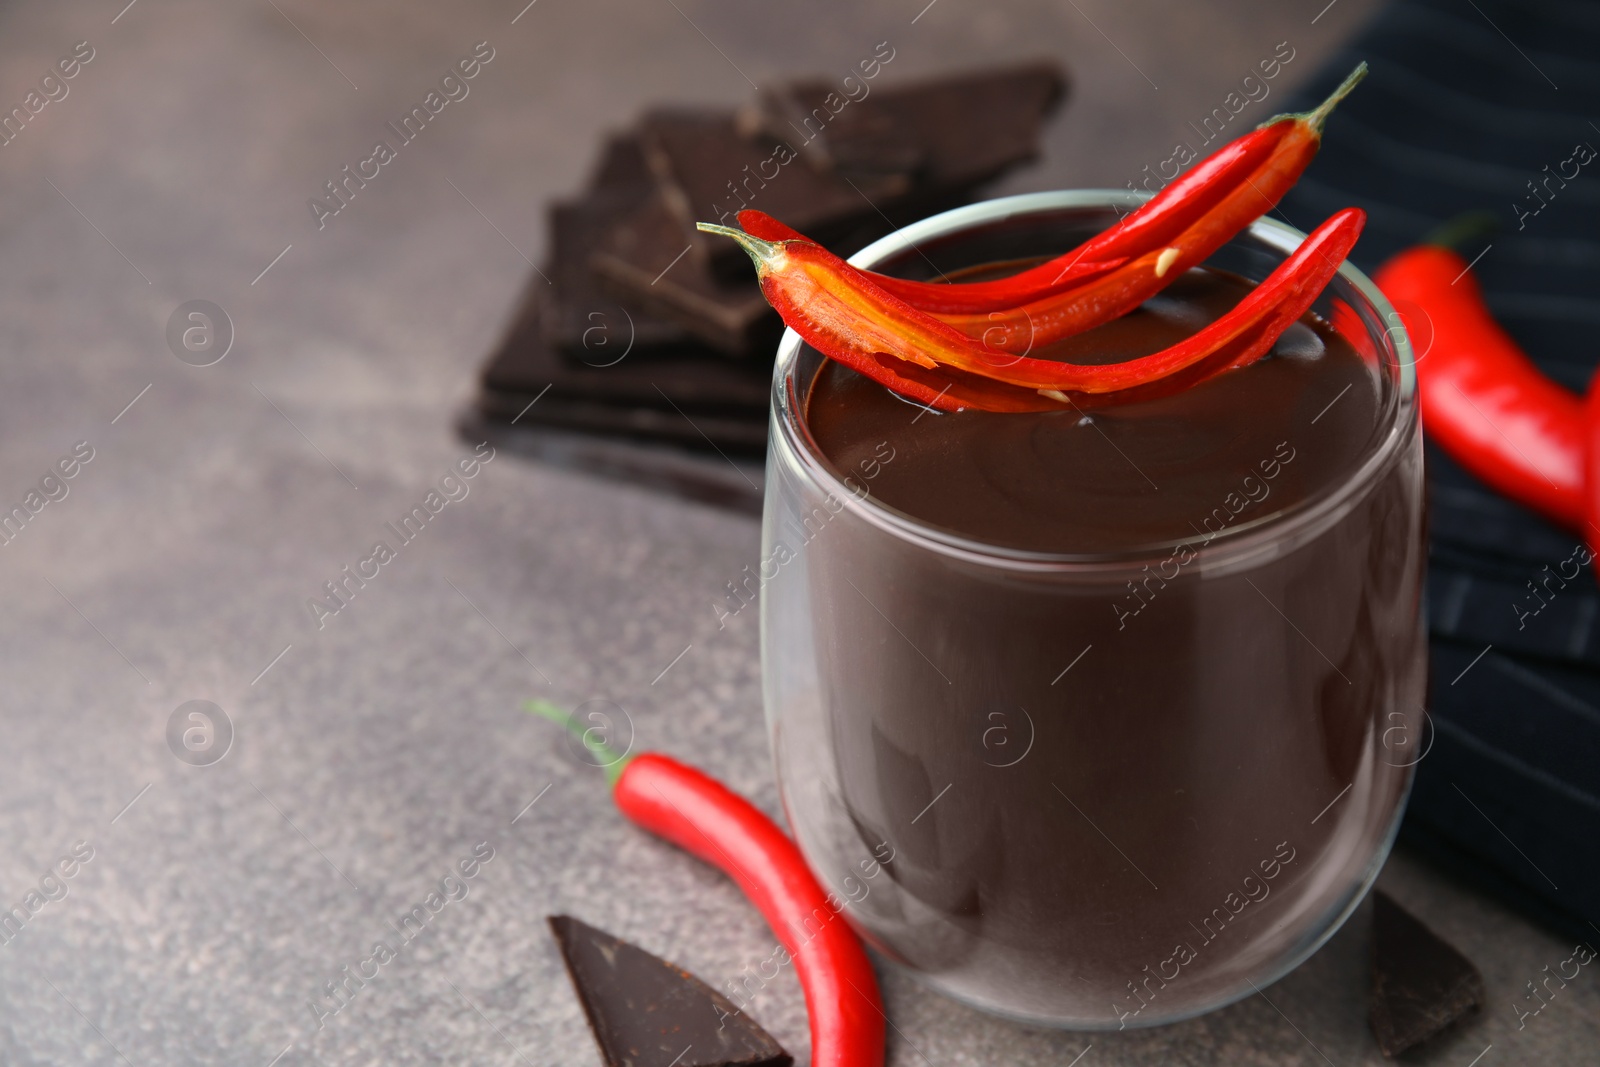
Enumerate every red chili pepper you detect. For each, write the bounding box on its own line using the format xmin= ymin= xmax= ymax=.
xmin=738 ymin=122 xmax=1280 ymax=317
xmin=699 ymin=207 xmax=1363 ymax=402
xmin=741 ymin=64 xmax=1365 ymax=326
xmin=700 ymin=220 xmax=1069 ymax=409
xmin=1374 ymin=245 xmax=1585 ymax=530
xmin=1586 ymin=379 xmax=1600 ymax=561
xmin=739 ymin=208 xmax=1130 ymax=311
xmin=526 ymin=701 xmax=886 ymax=1067
xmin=924 ymin=65 xmax=1365 ymax=351
xmin=791 ymin=343 xmax=1076 ymax=414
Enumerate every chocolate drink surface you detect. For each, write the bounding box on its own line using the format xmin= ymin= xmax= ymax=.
xmin=808 ymin=269 xmax=1377 ymax=554
xmin=779 ymin=266 xmax=1426 ymax=1027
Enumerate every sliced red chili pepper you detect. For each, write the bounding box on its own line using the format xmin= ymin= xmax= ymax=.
xmin=933 ymin=64 xmax=1366 ymax=350
xmin=739 ymin=64 xmax=1365 ymax=320
xmin=1374 ymin=245 xmax=1585 ymax=530
xmin=701 ymin=221 xmax=1077 ymax=403
xmin=700 ymin=207 xmax=1363 ymax=398
xmin=809 ymin=347 xmax=1076 ymax=414
xmin=739 ymin=207 xmax=1130 ymax=310
xmin=526 ymin=701 xmax=886 ymax=1067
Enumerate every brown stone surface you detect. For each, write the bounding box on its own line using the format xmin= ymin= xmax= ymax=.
xmin=2 ymin=1 xmax=1596 ymax=1065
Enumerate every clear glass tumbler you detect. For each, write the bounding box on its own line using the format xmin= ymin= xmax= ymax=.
xmin=760 ymin=191 xmax=1426 ymax=1029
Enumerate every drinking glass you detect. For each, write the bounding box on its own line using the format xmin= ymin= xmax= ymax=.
xmin=759 ymin=191 xmax=1425 ymax=1028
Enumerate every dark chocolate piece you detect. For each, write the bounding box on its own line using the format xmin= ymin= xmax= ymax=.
xmin=750 ymin=61 xmax=1065 ymax=189
xmin=651 ymin=64 xmax=1064 ymax=278
xmin=639 ymin=109 xmax=913 ymax=279
xmin=470 ymin=62 xmax=1071 ymax=494
xmin=1369 ymin=890 xmax=1485 ymax=1057
xmin=549 ymin=915 xmax=791 ymax=1067
xmin=477 ymin=293 xmax=769 ymax=452
xmin=740 ymin=87 xmax=924 ymax=176
xmin=591 ymin=191 xmax=780 ymax=356
xmin=828 ymin=61 xmax=1064 ymax=189
xmin=588 ymin=131 xmax=656 ymax=191
xmin=544 ymin=192 xmax=686 ymax=356
xmin=460 ymin=409 xmax=763 ymax=515
xmin=543 ymin=132 xmax=685 ymax=354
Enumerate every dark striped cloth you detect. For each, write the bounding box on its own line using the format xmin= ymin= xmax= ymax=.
xmin=1279 ymin=0 xmax=1600 ymax=939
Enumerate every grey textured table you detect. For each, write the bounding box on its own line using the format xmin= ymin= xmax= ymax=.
xmin=0 ymin=1 xmax=1594 ymax=1064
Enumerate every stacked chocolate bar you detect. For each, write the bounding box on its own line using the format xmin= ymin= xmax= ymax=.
xmin=468 ymin=62 xmax=1066 ymax=468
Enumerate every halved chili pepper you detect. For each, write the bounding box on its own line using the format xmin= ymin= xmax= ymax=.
xmin=699 ymin=206 xmax=1364 ymax=399
xmin=796 ymin=344 xmax=1076 ymax=414
xmin=740 ymin=64 xmax=1365 ymax=321
xmin=1374 ymin=244 xmax=1585 ymax=531
xmin=739 ymin=113 xmax=1290 ymax=313
xmin=929 ymin=63 xmax=1366 ymax=351
xmin=739 ymin=207 xmax=1130 ymax=311
xmin=525 ymin=700 xmax=886 ymax=1067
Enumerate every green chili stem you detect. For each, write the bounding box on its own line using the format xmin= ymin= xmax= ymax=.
xmin=696 ymin=222 xmax=785 ymax=270
xmin=1260 ymin=62 xmax=1368 ymax=134
xmin=1421 ymin=210 xmax=1500 ymax=253
xmin=522 ymin=699 xmax=631 ymax=787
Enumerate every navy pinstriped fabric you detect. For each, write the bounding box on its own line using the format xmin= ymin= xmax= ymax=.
xmin=1279 ymin=0 xmax=1600 ymax=938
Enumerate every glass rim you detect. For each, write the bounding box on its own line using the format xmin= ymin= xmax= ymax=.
xmin=769 ymin=189 xmax=1419 ymax=573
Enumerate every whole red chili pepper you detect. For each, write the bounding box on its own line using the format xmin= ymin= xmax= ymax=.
xmin=1586 ymin=378 xmax=1600 ymax=562
xmin=1374 ymin=244 xmax=1585 ymax=530
xmin=699 ymin=207 xmax=1363 ymax=401
xmin=526 ymin=701 xmax=886 ymax=1067
xmin=1587 ymin=379 xmax=1600 ymax=559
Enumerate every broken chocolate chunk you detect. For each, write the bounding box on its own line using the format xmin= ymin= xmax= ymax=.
xmin=477 ymin=295 xmax=770 ymax=452
xmin=466 ymin=60 xmax=1071 ymax=507
xmin=651 ymin=63 xmax=1065 ymax=278
xmin=639 ymin=108 xmax=914 ymax=279
xmin=591 ymin=190 xmax=781 ymax=356
xmin=588 ymin=132 xmax=657 ymax=192
xmin=740 ymin=85 xmax=925 ymax=176
xmin=748 ymin=61 xmax=1065 ymax=190
xmin=543 ymin=192 xmax=687 ymax=357
xmin=1369 ymin=890 xmax=1485 ymax=1056
xmin=549 ymin=914 xmax=791 ymax=1067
